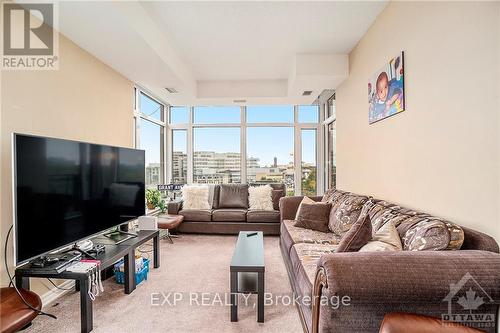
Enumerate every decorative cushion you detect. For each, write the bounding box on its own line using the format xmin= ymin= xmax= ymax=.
xmin=360 ymin=222 xmax=403 ymax=252
xmin=248 ymin=185 xmax=273 ymax=210
xmin=328 ymin=194 xmax=369 ymax=237
xmin=218 ymin=184 xmax=248 ymax=209
xmin=399 ymin=217 xmax=464 ymax=251
xmin=295 ymin=196 xmax=316 ymax=219
xmin=337 ymin=214 xmax=372 ymax=252
xmin=322 ymin=188 xmax=348 ymax=204
xmin=402 ymin=219 xmax=450 ymax=251
xmin=365 ymin=202 xmax=411 ymax=233
xmin=181 ymin=185 xmax=210 ymax=210
xmin=294 ymin=202 xmax=332 ymax=233
xmin=272 ymin=189 xmax=284 ymax=210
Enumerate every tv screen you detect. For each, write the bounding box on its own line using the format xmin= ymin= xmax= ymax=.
xmin=13 ymin=134 xmax=145 ymax=265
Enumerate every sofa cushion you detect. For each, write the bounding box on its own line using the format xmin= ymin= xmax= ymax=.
xmin=399 ymin=217 xmax=464 ymax=251
xmin=212 ymin=209 xmax=247 ymax=222
xmin=321 ymin=188 xmax=348 ymax=204
xmin=290 ymin=243 xmax=338 ymax=300
xmin=179 ymin=209 xmax=212 ymax=222
xmin=337 ymin=214 xmax=372 ymax=252
xmin=280 ymin=220 xmax=339 ymax=255
xmin=247 ymin=210 xmax=280 ymax=223
xmin=218 ymin=184 xmax=249 ymax=209
xmin=329 ymin=193 xmax=369 ymax=237
xmin=294 ymin=202 xmax=332 ymax=233
xmin=208 ymin=185 xmax=220 ymax=209
xmin=365 ymin=202 xmax=412 ymax=233
xmin=402 ymin=219 xmax=450 ymax=251
xmin=272 ymin=190 xmax=284 ymax=210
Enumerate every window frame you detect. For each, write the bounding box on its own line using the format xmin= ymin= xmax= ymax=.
xmin=133 ymin=86 xmax=168 ymax=188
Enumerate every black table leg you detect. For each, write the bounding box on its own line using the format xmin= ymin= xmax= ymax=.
xmin=257 ymin=271 xmax=264 ymax=323
xmin=124 ymin=251 xmax=136 ymax=294
xmin=230 ymin=271 xmax=238 ymax=322
xmin=15 ymin=276 xmax=30 ymax=290
xmin=79 ymin=277 xmax=93 ymax=333
xmin=153 ymin=234 xmax=160 ymax=268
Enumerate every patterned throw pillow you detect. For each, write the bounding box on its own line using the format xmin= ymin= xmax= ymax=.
xmin=336 ymin=214 xmax=372 ymax=252
xmin=402 ymin=220 xmax=450 ymax=251
xmin=322 ymin=188 xmax=348 ymax=204
xmin=328 ymin=194 xmax=369 ymax=237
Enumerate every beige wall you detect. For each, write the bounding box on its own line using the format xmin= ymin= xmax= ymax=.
xmin=336 ymin=1 xmax=500 ymax=243
xmin=0 ymin=30 xmax=133 ymax=294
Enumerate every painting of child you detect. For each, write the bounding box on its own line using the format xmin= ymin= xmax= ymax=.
xmin=368 ymin=52 xmax=405 ymax=124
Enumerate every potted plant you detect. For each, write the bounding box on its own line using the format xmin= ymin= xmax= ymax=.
xmin=146 ymin=189 xmax=162 ymax=210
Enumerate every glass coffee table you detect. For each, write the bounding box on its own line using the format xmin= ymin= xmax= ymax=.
xmin=230 ymin=231 xmax=265 ymax=323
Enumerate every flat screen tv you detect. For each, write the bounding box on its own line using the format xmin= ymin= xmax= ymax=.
xmin=13 ymin=134 xmax=145 ymax=266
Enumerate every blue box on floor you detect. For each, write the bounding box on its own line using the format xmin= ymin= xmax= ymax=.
xmin=113 ymin=258 xmax=150 ymax=285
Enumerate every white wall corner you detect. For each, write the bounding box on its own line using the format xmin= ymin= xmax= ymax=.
xmin=288 ymin=54 xmax=349 ymax=98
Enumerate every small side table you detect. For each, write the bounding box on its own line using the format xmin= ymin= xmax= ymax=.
xmin=157 ymin=214 xmax=184 ymax=243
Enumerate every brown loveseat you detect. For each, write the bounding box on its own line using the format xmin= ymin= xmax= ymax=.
xmin=279 ymin=189 xmax=500 ymax=333
xmin=168 ymin=183 xmax=285 ymax=235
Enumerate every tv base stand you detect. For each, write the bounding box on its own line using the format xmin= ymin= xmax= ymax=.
xmin=103 ymin=228 xmax=138 ymax=244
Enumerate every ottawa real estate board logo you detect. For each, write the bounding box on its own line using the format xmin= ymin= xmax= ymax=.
xmin=2 ymin=2 xmax=59 ymax=70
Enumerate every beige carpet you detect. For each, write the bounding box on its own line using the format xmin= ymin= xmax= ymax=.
xmin=25 ymin=234 xmax=303 ymax=333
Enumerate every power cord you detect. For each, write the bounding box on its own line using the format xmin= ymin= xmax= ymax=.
xmin=4 ymin=225 xmax=57 ymax=319
xmin=47 ymin=278 xmax=73 ymax=291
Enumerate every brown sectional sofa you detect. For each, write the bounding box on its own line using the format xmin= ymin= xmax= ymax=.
xmin=168 ymin=183 xmax=284 ymax=235
xmin=279 ymin=190 xmax=500 ymax=333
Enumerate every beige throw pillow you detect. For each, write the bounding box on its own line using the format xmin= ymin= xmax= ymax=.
xmin=295 ymin=196 xmax=316 ymax=220
xmin=181 ymin=185 xmax=211 ymax=210
xmin=359 ymin=222 xmax=403 ymax=252
xmin=248 ymin=185 xmax=273 ymax=210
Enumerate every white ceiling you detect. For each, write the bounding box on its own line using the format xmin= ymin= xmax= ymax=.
xmin=55 ymin=1 xmax=388 ymax=105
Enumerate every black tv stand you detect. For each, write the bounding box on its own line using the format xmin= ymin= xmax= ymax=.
xmin=103 ymin=228 xmax=138 ymax=244
xmin=15 ymin=230 xmax=160 ymax=333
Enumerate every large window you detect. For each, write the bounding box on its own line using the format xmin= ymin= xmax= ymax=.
xmin=324 ymin=95 xmax=336 ymax=190
xmin=247 ymin=127 xmax=295 ymax=194
xmin=193 ymin=127 xmax=241 ymax=184
xmin=137 ymin=98 xmax=321 ymax=195
xmin=172 ymin=130 xmax=187 ymax=184
xmin=301 ymin=129 xmax=317 ymax=196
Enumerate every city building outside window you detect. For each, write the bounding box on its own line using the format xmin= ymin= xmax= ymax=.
xmin=135 ymin=94 xmax=321 ymax=196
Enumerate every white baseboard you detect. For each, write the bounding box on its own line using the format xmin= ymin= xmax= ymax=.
xmin=41 ymin=280 xmax=75 ymax=307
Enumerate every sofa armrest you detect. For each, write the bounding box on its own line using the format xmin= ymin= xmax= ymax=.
xmin=316 ymin=250 xmax=500 ymax=303
xmin=279 ymin=195 xmax=323 ymax=222
xmin=311 ymin=250 xmax=500 ymax=333
xmin=461 ymin=226 xmax=499 ymax=253
xmin=167 ymin=201 xmax=183 ymax=215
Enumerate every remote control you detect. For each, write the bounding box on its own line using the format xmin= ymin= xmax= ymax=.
xmin=246 ymin=232 xmax=258 ymax=237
